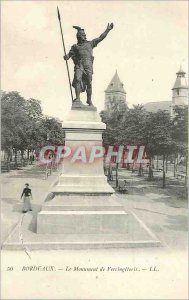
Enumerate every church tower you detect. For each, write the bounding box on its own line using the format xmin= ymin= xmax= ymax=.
xmin=171 ymin=66 xmax=188 ymax=116
xmin=104 ymin=71 xmax=127 ymax=111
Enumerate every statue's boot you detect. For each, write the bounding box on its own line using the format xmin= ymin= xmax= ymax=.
xmin=73 ymin=98 xmax=80 ymax=103
xmin=86 ymin=99 xmax=94 ymax=106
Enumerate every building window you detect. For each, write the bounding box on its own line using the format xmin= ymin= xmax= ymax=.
xmin=177 ymin=90 xmax=179 ymax=95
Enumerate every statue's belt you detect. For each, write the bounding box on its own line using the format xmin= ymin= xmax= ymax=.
xmin=75 ymin=61 xmax=93 ymax=71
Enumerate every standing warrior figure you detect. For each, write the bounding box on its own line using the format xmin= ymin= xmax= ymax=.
xmin=64 ymin=23 xmax=114 ymax=106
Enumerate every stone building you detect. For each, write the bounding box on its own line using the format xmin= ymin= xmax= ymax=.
xmin=171 ymin=66 xmax=188 ymax=116
xmin=143 ymin=67 xmax=188 ymax=115
xmin=104 ymin=71 xmax=127 ymax=111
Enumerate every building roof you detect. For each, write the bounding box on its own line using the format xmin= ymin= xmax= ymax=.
xmin=105 ymin=71 xmax=126 ymax=94
xmin=143 ymin=101 xmax=172 ymax=113
xmin=172 ymin=66 xmax=188 ymax=90
xmin=176 ymin=65 xmax=186 ymax=75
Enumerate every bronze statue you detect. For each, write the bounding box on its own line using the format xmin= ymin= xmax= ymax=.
xmin=64 ymin=23 xmax=114 ymax=106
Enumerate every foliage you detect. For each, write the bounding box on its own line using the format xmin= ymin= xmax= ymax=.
xmin=39 ymin=117 xmax=64 ymax=145
xmin=1 ymin=91 xmax=28 ymax=152
xmin=101 ymin=105 xmax=186 ymax=160
xmin=172 ymin=106 xmax=188 ymax=156
xmin=120 ymin=105 xmax=147 ymax=144
xmin=1 ymin=91 xmax=64 ymax=158
xmin=143 ymin=110 xmax=176 ymax=157
xmin=100 ymin=101 xmax=128 ymax=145
xmin=25 ymin=98 xmax=43 ymax=121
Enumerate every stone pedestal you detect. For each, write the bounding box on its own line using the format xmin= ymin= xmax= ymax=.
xmin=51 ymin=108 xmax=114 ymax=194
xmin=37 ymin=108 xmax=121 ymax=235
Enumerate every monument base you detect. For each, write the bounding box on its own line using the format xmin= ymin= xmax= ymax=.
xmin=2 ymin=203 xmax=161 ymax=250
xmin=37 ymin=195 xmax=128 ymax=234
xmin=2 ymin=193 xmax=161 ymax=249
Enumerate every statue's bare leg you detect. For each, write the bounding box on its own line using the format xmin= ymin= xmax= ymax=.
xmin=74 ymin=82 xmax=81 ymax=102
xmin=86 ymin=85 xmax=93 ymax=105
xmin=86 ymin=74 xmax=93 ymax=106
xmin=73 ymin=69 xmax=82 ymax=102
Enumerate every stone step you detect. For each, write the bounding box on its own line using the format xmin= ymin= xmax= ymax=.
xmin=37 ymin=210 xmax=129 ymax=234
xmin=2 ymin=210 xmax=161 ymax=250
xmin=3 ymin=239 xmax=161 ymax=250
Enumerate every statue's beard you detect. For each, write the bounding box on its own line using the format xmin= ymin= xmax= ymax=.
xmin=77 ymin=36 xmax=86 ymax=42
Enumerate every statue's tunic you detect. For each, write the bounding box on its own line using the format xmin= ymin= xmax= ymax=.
xmin=68 ymin=39 xmax=99 ymax=92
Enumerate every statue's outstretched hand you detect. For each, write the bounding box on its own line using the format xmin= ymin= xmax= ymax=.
xmin=64 ymin=54 xmax=69 ymax=60
xmin=107 ymin=23 xmax=114 ymax=31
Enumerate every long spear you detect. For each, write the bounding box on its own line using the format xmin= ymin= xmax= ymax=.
xmin=57 ymin=6 xmax=74 ymax=103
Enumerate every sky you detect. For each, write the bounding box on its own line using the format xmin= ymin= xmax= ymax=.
xmin=1 ymin=0 xmax=188 ymax=120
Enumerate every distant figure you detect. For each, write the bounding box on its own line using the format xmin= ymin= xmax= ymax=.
xmin=123 ymin=180 xmax=128 ymax=193
xmin=29 ymin=155 xmax=33 ymax=165
xmin=29 ymin=154 xmax=35 ymax=165
xmin=20 ymin=183 xmax=32 ymax=213
xmin=118 ymin=179 xmax=128 ymax=193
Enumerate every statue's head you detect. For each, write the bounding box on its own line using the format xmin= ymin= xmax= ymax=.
xmin=73 ymin=26 xmax=86 ymax=42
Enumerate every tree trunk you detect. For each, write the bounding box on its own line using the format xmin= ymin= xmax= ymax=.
xmin=156 ymin=155 xmax=159 ymax=170
xmin=116 ymin=163 xmax=119 ymax=188
xmin=138 ymin=163 xmax=142 ymax=176
xmin=163 ymin=154 xmax=166 ymax=188
xmin=148 ymin=157 xmax=153 ymax=180
xmin=21 ymin=150 xmax=24 ymax=167
xmin=166 ymin=155 xmax=168 ymax=173
xmin=27 ymin=149 xmax=30 ymax=160
xmin=14 ymin=149 xmax=18 ymax=168
xmin=1 ymin=150 xmax=4 ymax=161
xmin=6 ymin=150 xmax=11 ymax=172
xmin=152 ymin=157 xmax=154 ymax=169
xmin=185 ymin=155 xmax=188 ymax=187
xmin=173 ymin=154 xmax=176 ymax=177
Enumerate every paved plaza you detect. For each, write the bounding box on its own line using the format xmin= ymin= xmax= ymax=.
xmin=1 ymin=163 xmax=187 ymax=249
xmin=1 ymin=163 xmax=188 ymax=299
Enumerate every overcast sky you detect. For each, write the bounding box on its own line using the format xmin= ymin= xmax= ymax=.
xmin=1 ymin=1 xmax=188 ymax=120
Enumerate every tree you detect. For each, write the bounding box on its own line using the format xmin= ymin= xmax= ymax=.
xmin=119 ymin=105 xmax=147 ymax=144
xmin=101 ymin=102 xmax=128 ymax=186
xmin=39 ymin=117 xmax=65 ymax=145
xmin=172 ymin=106 xmax=188 ymax=185
xmin=25 ymin=98 xmax=43 ymax=121
xmin=101 ymin=101 xmax=127 ymax=145
xmin=172 ymin=106 xmax=188 ymax=155
xmin=1 ymin=91 xmax=29 ymax=169
xmin=23 ymin=98 xmax=43 ymax=158
xmin=142 ymin=110 xmax=175 ymax=185
xmin=1 ymin=91 xmax=64 ymax=170
xmin=101 ymin=104 xmax=176 ymax=187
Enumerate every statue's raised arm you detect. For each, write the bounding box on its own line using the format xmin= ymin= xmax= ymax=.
xmin=91 ymin=23 xmax=114 ymax=48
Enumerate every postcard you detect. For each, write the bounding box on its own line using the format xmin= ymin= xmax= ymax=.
xmin=1 ymin=1 xmax=188 ymax=299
